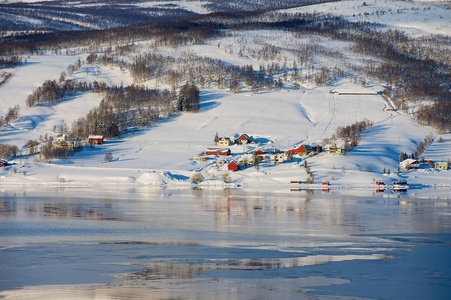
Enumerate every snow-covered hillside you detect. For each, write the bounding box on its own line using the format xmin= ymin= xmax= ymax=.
xmin=0 ymin=0 xmax=450 ymax=191
xmin=281 ymin=0 xmax=451 ymax=37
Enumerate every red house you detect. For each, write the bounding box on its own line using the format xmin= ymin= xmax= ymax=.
xmin=255 ymin=149 xmax=266 ymax=156
xmin=88 ymin=135 xmax=104 ymax=145
xmin=206 ymin=148 xmax=231 ymax=156
xmin=235 ymin=134 xmax=252 ymax=145
xmin=228 ymin=161 xmax=239 ymax=171
xmin=285 ymin=145 xmax=313 ymax=156
xmin=0 ymin=160 xmax=7 ymax=167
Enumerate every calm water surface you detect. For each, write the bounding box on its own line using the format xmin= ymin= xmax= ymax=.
xmin=0 ymin=187 xmax=450 ymax=299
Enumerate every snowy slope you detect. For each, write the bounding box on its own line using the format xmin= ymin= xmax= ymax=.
xmin=2 ymin=78 xmax=450 ymax=188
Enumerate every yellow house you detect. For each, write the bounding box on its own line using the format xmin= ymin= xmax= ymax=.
xmin=218 ymin=138 xmax=232 ymax=146
xmin=274 ymin=153 xmax=284 ymax=164
xmin=326 ymin=145 xmax=342 ymax=154
xmin=435 ymin=162 xmax=449 ymax=170
xmin=54 ymin=134 xmax=74 ymax=150
xmin=56 ymin=134 xmax=67 ymax=142
xmin=194 ymin=156 xmax=208 ymax=162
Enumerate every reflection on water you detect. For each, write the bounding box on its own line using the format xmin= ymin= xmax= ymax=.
xmin=0 ymin=201 xmax=114 ymax=220
xmin=0 ymin=187 xmax=450 ymax=299
xmin=117 ymin=253 xmax=389 ymax=282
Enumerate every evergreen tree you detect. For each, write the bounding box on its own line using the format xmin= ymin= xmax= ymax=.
xmin=214 ymin=132 xmax=219 ymax=144
xmin=398 ymin=152 xmax=407 ymax=162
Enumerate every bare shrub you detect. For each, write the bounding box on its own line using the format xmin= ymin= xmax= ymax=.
xmin=104 ymin=152 xmax=113 ymax=162
xmin=306 ymin=173 xmax=314 ymax=184
xmin=191 ymin=172 xmax=204 ymax=183
xmin=221 ymin=172 xmax=231 ymax=183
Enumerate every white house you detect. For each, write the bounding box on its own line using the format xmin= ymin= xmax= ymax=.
xmin=400 ymin=159 xmax=420 ymax=170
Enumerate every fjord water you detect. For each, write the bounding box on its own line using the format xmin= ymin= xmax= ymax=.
xmin=0 ymin=187 xmax=450 ymax=299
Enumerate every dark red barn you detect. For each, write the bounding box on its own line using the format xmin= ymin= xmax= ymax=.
xmin=206 ymin=148 xmax=231 ymax=156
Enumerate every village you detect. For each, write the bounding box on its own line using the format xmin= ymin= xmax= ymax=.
xmin=2 ymin=129 xmax=451 ymax=189
xmin=195 ymin=133 xmax=449 ymax=170
xmin=1 ymin=127 xmax=450 ymax=193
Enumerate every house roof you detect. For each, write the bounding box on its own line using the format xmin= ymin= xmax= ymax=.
xmin=236 ymin=134 xmax=251 ymax=140
xmin=88 ymin=135 xmax=104 ymax=139
xmin=290 ymin=144 xmax=313 ymax=152
xmin=300 ymin=145 xmax=313 ymax=151
xmin=400 ymin=159 xmax=419 ymax=167
xmin=207 ymin=148 xmax=230 ymax=151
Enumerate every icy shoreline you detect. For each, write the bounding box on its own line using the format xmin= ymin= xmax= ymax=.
xmin=1 ymin=173 xmax=450 ymax=192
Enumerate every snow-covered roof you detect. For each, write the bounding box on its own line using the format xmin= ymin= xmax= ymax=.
xmin=236 ymin=134 xmax=251 ymax=140
xmin=88 ymin=135 xmax=104 ymax=139
xmin=400 ymin=159 xmax=419 ymax=167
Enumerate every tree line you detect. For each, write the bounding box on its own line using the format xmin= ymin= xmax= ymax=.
xmin=331 ymin=119 xmax=374 ymax=153
xmin=69 ymin=84 xmax=178 ymax=140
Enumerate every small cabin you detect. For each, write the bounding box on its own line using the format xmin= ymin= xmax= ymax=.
xmin=376 ymin=181 xmax=385 ymax=186
xmin=322 ymin=181 xmax=329 ymax=186
xmin=0 ymin=159 xmax=8 ymax=167
xmin=88 ymin=135 xmax=104 ymax=145
xmin=228 ymin=161 xmax=239 ymax=171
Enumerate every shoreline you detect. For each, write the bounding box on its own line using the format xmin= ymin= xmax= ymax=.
xmin=1 ymin=179 xmax=450 ymax=191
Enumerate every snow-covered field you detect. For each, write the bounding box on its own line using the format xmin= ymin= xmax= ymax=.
xmin=0 ymin=0 xmax=450 ymax=195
